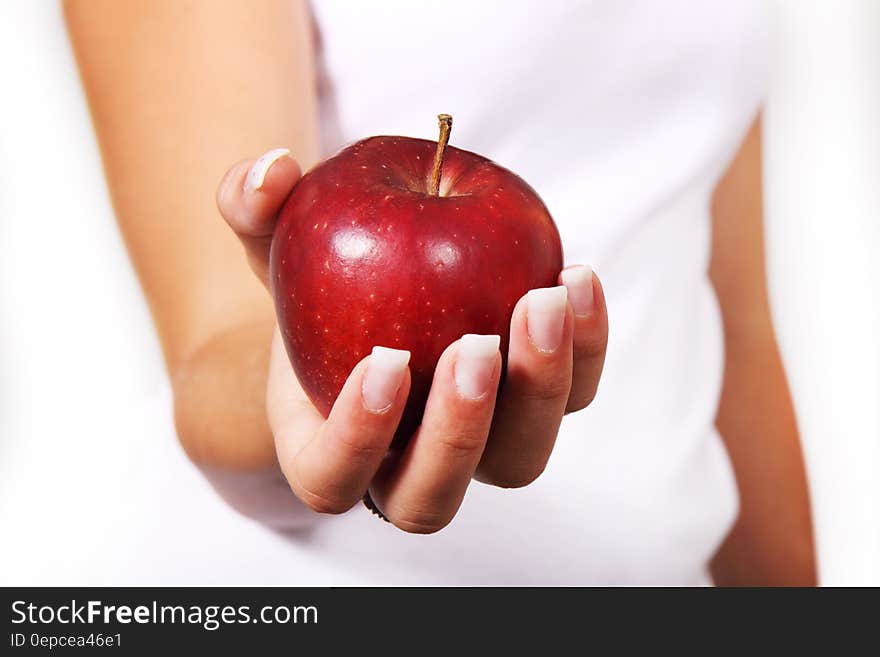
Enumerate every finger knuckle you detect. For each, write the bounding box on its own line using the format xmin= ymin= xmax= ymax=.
xmin=332 ymin=431 xmax=386 ymax=465
xmin=483 ymin=461 xmax=547 ymax=489
xmin=388 ymin=503 xmax=453 ymax=534
xmin=290 ymin=480 xmax=353 ymax=515
xmin=435 ymin=430 xmax=487 ymax=458
xmin=520 ymin=375 xmax=572 ymax=404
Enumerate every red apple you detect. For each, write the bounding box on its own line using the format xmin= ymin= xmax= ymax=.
xmin=270 ymin=115 xmax=563 ymax=446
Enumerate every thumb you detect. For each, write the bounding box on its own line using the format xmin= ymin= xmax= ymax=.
xmin=216 ymin=148 xmax=302 ymax=287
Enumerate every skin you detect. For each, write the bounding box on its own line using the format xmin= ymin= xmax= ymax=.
xmin=709 ymin=119 xmax=816 ymax=585
xmin=65 ymin=0 xmax=815 ymax=582
xmin=271 ymin=136 xmax=566 ymax=446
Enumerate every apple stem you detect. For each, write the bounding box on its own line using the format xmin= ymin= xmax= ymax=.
xmin=429 ymin=114 xmax=453 ymax=196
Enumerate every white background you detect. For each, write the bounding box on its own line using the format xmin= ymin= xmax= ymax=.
xmin=0 ymin=1 xmax=877 ymax=585
xmin=764 ymin=1 xmax=880 ymax=584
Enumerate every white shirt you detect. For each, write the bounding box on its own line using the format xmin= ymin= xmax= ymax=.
xmin=0 ymin=0 xmax=767 ymax=585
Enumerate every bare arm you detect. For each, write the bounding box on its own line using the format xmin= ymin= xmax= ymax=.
xmin=64 ymin=0 xmax=319 ymax=470
xmin=65 ymin=0 xmax=609 ymax=534
xmin=709 ymin=117 xmax=817 ymax=585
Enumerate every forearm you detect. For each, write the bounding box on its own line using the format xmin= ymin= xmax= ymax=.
xmin=65 ymin=0 xmax=322 ymax=526
xmin=64 ymin=0 xmax=319 ymax=369
xmin=708 ymin=118 xmax=816 ymax=585
xmin=65 ymin=0 xmax=317 ymax=463
xmin=710 ymin=321 xmax=816 ymax=586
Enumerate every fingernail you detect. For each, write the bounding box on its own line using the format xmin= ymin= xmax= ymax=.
xmin=527 ymin=286 xmax=568 ymax=353
xmin=454 ymin=334 xmax=500 ymax=400
xmin=560 ymin=265 xmax=595 ymax=317
xmin=244 ymin=148 xmax=291 ymax=193
xmin=362 ymin=346 xmax=410 ymax=412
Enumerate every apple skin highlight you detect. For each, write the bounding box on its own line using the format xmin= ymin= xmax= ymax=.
xmin=270 ymin=131 xmax=563 ymax=447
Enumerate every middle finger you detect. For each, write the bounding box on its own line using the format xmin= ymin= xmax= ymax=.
xmin=370 ymin=334 xmax=502 ymax=533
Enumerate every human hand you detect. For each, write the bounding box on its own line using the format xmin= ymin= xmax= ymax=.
xmin=216 ymin=149 xmax=608 ymax=533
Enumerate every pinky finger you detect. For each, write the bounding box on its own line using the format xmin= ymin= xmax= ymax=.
xmin=559 ymin=265 xmax=608 ymax=413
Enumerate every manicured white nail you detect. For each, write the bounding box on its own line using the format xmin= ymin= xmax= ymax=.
xmin=362 ymin=346 xmax=410 ymax=412
xmin=244 ymin=148 xmax=290 ymax=193
xmin=527 ymin=286 xmax=568 ymax=353
xmin=560 ymin=265 xmax=595 ymax=317
xmin=454 ymin=334 xmax=500 ymax=400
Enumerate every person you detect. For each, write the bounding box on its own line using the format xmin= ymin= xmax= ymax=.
xmin=64 ymin=0 xmax=816 ymax=585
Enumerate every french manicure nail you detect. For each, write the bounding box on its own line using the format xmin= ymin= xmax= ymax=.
xmin=454 ymin=334 xmax=500 ymax=400
xmin=560 ymin=265 xmax=595 ymax=317
xmin=527 ymin=286 xmax=568 ymax=353
xmin=362 ymin=346 xmax=410 ymax=412
xmin=244 ymin=148 xmax=291 ymax=193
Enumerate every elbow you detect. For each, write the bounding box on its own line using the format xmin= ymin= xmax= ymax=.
xmin=169 ymin=343 xmax=278 ymax=472
xmin=167 ymin=323 xmax=315 ymax=531
xmin=172 ymin=379 xmax=315 ymax=533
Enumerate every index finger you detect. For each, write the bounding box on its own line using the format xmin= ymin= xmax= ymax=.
xmin=272 ymin=342 xmax=412 ymax=515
